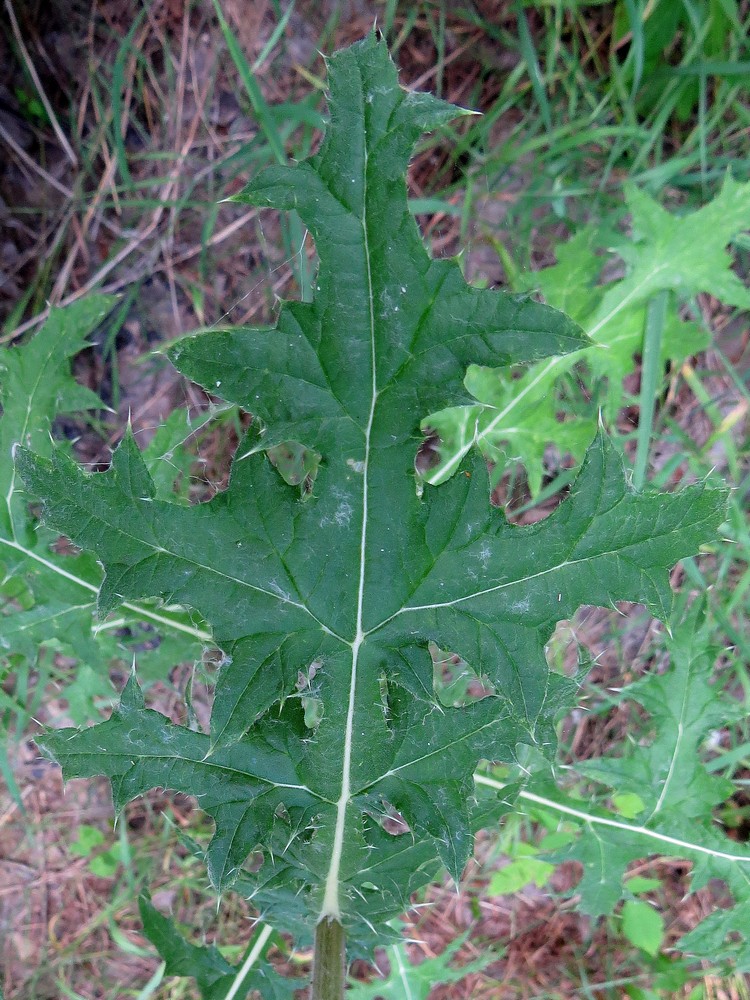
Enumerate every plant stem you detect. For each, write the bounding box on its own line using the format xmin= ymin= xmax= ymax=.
xmin=633 ymin=289 xmax=669 ymax=490
xmin=311 ymin=918 xmax=346 ymax=1000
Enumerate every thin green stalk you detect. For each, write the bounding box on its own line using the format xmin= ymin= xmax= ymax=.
xmin=633 ymin=290 xmax=669 ymax=490
xmin=311 ymin=918 xmax=346 ymax=1000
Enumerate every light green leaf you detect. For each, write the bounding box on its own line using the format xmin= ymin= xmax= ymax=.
xmin=0 ymin=301 xmax=207 ymax=718
xmin=139 ymin=896 xmax=297 ymax=999
xmin=611 ymin=177 xmax=750 ymax=313
xmin=0 ymin=296 xmax=111 ymax=537
xmin=621 ymin=900 xmax=664 ymax=957
xmin=612 ymin=791 xmax=646 ymax=818
xmin=17 ymin=35 xmax=726 ymax=961
xmin=0 ymin=300 xmax=113 ymax=665
xmin=524 ymin=601 xmax=750 ymax=968
xmin=488 ymin=857 xmax=555 ymax=895
xmin=624 ymin=876 xmax=662 ymax=895
xmin=88 ymin=848 xmax=122 ymax=878
xmin=70 ymin=824 xmax=106 ymax=856
xmin=421 ymin=361 xmax=593 ymax=495
xmin=347 ymin=931 xmax=495 ymax=1000
xmin=425 ymin=175 xmax=750 ymax=491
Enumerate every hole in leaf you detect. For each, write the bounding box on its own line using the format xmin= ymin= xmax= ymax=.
xmin=245 ymin=849 xmax=264 ymax=873
xmin=429 ymin=642 xmax=495 ymax=707
xmin=415 ymin=427 xmax=442 ymax=477
xmin=716 ymin=788 xmax=750 ymax=842
xmin=267 ymin=440 xmax=320 ymax=495
xmin=274 ymin=802 xmax=289 ymax=824
xmin=296 ymin=660 xmax=324 ymax=730
xmin=301 ymin=696 xmax=324 ymax=729
xmin=365 ymin=798 xmax=411 ymax=837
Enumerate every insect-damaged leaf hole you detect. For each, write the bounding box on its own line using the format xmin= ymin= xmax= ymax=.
xmin=364 ymin=798 xmax=411 ymax=837
xmin=267 ymin=440 xmax=321 ymax=495
xmin=429 ymin=641 xmax=496 ymax=708
xmin=296 ymin=659 xmax=324 ymax=730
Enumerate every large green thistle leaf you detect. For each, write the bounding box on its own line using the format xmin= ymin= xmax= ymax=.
xmin=15 ymin=34 xmax=726 ymax=952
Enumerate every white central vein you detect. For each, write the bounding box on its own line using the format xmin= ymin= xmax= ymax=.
xmin=367 ymin=507 xmax=698 ymax=635
xmin=320 ymin=150 xmax=377 ymax=921
xmin=395 ymin=945 xmax=415 ymax=1000
xmin=365 ymin=557 xmax=588 ymax=635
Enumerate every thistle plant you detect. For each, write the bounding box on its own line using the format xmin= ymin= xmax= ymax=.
xmin=14 ymin=34 xmax=727 ymax=999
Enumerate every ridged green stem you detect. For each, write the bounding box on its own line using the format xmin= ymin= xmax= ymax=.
xmin=311 ymin=918 xmax=346 ymax=1000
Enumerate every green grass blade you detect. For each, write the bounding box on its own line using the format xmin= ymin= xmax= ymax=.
xmin=622 ymin=0 xmax=645 ymax=99
xmin=383 ymin=0 xmax=398 ymax=37
xmin=211 ymin=0 xmax=285 ymax=164
xmin=513 ymin=0 xmax=552 ymax=132
xmin=212 ymin=0 xmax=313 ymax=300
xmin=110 ymin=8 xmax=148 ymax=187
xmin=252 ymin=1 xmax=296 ymax=72
xmin=133 ymin=963 xmax=166 ymax=999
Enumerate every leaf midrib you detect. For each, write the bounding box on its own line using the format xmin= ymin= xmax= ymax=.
xmin=319 ymin=87 xmax=379 ymax=921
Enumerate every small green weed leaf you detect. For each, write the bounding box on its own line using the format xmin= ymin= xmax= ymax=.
xmin=0 ymin=301 xmax=206 ymax=721
xmin=612 ymin=791 xmax=646 ymax=818
xmin=348 ymin=930 xmax=495 ymax=999
xmin=17 ymin=35 xmax=726 ymax=955
xmin=537 ymin=830 xmax=575 ymax=851
xmin=70 ymin=824 xmax=106 ymax=856
xmin=621 ymin=900 xmax=664 ymax=957
xmin=537 ymin=601 xmax=750 ymax=968
xmin=70 ymin=823 xmax=122 ymax=876
xmin=139 ymin=896 xmax=297 ymax=999
xmin=624 ymin=876 xmax=662 ymax=895
xmin=88 ymin=846 xmax=123 ymax=878
xmin=424 ymin=176 xmax=750 ymax=492
xmin=488 ymin=856 xmax=554 ymax=895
